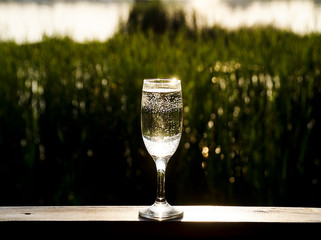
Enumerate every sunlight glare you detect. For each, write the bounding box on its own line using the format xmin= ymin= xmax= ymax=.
xmin=182 ymin=206 xmax=253 ymax=222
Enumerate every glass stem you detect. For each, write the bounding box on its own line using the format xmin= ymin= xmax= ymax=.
xmin=155 ymin=158 xmax=167 ymax=203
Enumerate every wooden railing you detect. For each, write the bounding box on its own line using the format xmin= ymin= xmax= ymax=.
xmin=1 ymin=206 xmax=320 ymax=238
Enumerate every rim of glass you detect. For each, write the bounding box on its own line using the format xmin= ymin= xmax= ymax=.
xmin=143 ymin=79 xmax=181 ymax=91
xmin=143 ymin=78 xmax=181 ymax=84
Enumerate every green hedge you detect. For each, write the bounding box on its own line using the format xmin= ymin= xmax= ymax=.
xmin=1 ymin=24 xmax=321 ymax=205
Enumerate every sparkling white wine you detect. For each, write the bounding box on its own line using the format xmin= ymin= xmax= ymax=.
xmin=141 ymin=88 xmax=183 ymax=159
xmin=139 ymin=79 xmax=184 ymax=220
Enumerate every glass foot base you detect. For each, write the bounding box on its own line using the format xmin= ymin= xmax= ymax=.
xmin=139 ymin=201 xmax=183 ymax=221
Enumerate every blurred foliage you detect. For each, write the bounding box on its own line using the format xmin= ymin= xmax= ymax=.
xmin=0 ymin=1 xmax=321 ymax=206
xmin=125 ymin=0 xmax=188 ymax=34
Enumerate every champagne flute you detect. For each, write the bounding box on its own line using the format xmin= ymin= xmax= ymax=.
xmin=139 ymin=78 xmax=183 ymax=220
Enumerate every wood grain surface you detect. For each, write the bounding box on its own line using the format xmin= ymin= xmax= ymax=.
xmin=1 ymin=206 xmax=320 ymax=238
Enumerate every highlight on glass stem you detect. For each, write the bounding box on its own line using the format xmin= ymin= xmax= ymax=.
xmin=139 ymin=78 xmax=183 ymax=220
